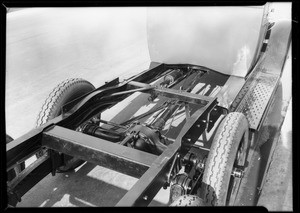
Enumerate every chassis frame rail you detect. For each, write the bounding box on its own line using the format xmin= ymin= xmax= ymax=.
xmin=6 ymin=63 xmax=219 ymax=206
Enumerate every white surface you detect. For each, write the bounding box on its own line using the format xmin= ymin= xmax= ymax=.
xmin=147 ymin=6 xmax=265 ymax=77
xmin=5 ymin=7 xmax=150 ymax=139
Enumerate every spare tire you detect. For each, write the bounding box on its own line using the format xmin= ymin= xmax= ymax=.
xmin=36 ymin=78 xmax=95 ymax=172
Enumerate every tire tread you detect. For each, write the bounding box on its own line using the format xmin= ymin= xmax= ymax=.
xmin=36 ymin=78 xmax=94 ymax=127
xmin=202 ymin=112 xmax=248 ymax=206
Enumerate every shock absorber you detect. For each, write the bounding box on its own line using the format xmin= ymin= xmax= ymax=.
xmin=149 ymin=69 xmax=184 ymax=102
xmin=151 ymin=103 xmax=180 ymax=130
xmin=160 ymin=69 xmax=184 ymax=87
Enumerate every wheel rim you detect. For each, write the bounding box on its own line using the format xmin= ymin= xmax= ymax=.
xmin=226 ymin=132 xmax=249 ymax=205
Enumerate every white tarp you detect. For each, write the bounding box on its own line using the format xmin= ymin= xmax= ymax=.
xmin=147 ymin=6 xmax=265 ymax=77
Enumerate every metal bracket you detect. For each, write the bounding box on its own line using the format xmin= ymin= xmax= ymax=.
xmin=185 ymin=103 xmax=191 ymax=119
xmin=232 ymin=168 xmax=244 ymax=178
xmin=7 ymin=189 xmax=21 ymax=207
xmin=48 ymin=149 xmax=62 ymax=176
xmin=165 ymin=153 xmax=180 ymax=188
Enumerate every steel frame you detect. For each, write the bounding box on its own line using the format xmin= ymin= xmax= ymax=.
xmin=6 ymin=50 xmax=286 ymax=206
xmin=42 ymin=125 xmax=158 ymax=178
xmin=116 ymin=97 xmax=217 ymax=206
xmin=5 ymin=12 xmax=292 ymax=207
xmin=6 ymin=63 xmax=219 ymax=206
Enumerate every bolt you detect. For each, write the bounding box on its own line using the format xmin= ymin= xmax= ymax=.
xmin=196 ymin=162 xmax=205 ymax=171
xmin=163 ymin=182 xmax=169 ymax=190
xmin=232 ymin=168 xmax=244 ymax=178
xmin=143 ymin=195 xmax=148 ymax=201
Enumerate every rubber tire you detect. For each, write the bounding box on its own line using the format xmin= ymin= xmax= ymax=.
xmin=6 ymin=135 xmax=25 ymax=181
xmin=36 ymin=78 xmax=95 ymax=172
xmin=201 ymin=112 xmax=249 ymax=206
xmin=170 ymin=195 xmax=206 ymax=206
xmin=36 ymin=78 xmax=95 ymax=126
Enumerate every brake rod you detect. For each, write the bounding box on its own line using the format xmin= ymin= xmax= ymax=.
xmin=98 ymin=119 xmax=128 ymax=130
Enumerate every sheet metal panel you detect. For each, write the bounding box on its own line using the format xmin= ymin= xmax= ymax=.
xmin=229 ymin=18 xmax=291 ymax=130
xmin=234 ymin=70 xmax=280 ymax=130
xmin=147 ymin=6 xmax=265 ymax=77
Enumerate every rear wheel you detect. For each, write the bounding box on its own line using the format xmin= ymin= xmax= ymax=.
xmin=200 ymin=112 xmax=249 ymax=206
xmin=36 ymin=78 xmax=95 ymax=172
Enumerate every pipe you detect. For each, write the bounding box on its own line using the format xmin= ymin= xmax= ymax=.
xmin=81 ymin=123 xmax=124 ymax=142
xmin=151 ymin=104 xmax=180 ymax=130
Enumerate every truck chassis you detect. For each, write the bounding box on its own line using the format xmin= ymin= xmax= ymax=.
xmin=6 ymin=12 xmax=291 ymax=207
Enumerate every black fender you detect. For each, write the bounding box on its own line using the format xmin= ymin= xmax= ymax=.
xmin=263 ymin=20 xmax=291 ymax=75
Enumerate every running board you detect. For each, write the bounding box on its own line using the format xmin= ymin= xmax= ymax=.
xmin=230 ymin=68 xmax=280 ymax=130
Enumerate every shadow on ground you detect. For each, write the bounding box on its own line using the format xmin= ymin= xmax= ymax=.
xmin=17 ymin=161 xmax=164 ymax=207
